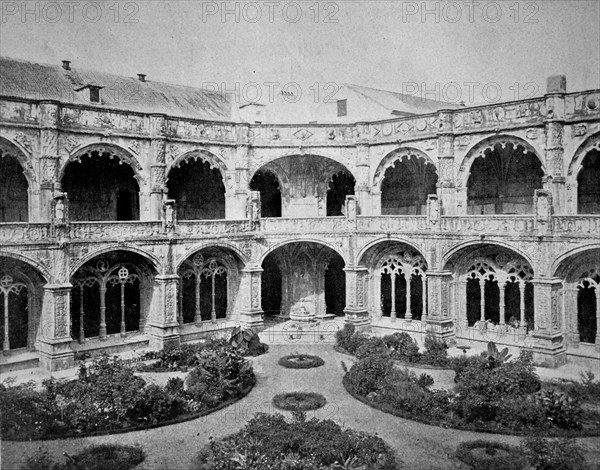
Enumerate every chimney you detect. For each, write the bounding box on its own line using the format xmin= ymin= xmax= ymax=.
xmin=547 ymin=75 xmax=567 ymax=94
xmin=61 ymin=60 xmax=71 ymax=70
xmin=138 ymin=74 xmax=146 ymax=82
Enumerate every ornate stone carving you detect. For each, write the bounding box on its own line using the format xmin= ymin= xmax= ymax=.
xmin=54 ymin=293 xmax=68 ymax=338
xmin=64 ymin=135 xmax=80 ymax=153
xmin=571 ymin=123 xmax=588 ymax=138
xmin=14 ymin=132 xmax=32 ymax=154
xmin=128 ymin=140 xmax=141 ymax=155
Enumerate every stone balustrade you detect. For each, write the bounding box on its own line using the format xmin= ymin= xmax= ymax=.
xmin=2 ymin=214 xmax=600 ymax=245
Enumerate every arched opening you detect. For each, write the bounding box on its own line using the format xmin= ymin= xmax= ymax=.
xmin=167 ymin=159 xmax=225 ymax=220
xmin=324 ymin=254 xmax=346 ymax=316
xmin=250 ymin=170 xmax=282 ymax=217
xmin=0 ymin=257 xmax=45 ymax=351
xmin=261 ymin=255 xmax=282 ymax=316
xmin=381 ymin=155 xmax=437 ymax=215
xmin=327 ymin=171 xmax=355 ymax=216
xmin=577 ymin=280 xmax=597 ymax=344
xmin=554 ymin=249 xmax=600 ymax=346
xmin=577 ymin=148 xmax=600 ymax=214
xmin=446 ymin=245 xmax=535 ymax=333
xmin=177 ymin=247 xmax=241 ymax=324
xmin=261 ymin=242 xmax=345 ymax=318
xmin=0 ymin=151 xmax=29 ymax=222
xmin=378 ymin=250 xmax=427 ymax=320
xmin=467 ymin=141 xmax=544 ymax=214
xmin=62 ymin=151 xmax=140 ymax=221
xmin=70 ymin=251 xmax=156 ymax=342
xmin=253 ymin=155 xmax=354 ymax=218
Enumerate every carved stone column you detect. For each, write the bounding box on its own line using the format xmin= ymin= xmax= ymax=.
xmin=147 ymin=274 xmax=181 ymax=349
xmin=343 ymin=267 xmax=370 ymax=328
xmin=544 ymin=75 xmax=567 ymax=214
xmin=40 ymin=101 xmax=61 ymax=223
xmin=37 ymin=283 xmax=74 ymax=371
xmin=355 ymin=143 xmax=371 ymax=214
xmin=149 ymin=114 xmax=167 ymax=221
xmin=437 ymin=110 xmax=456 ymax=215
xmin=225 ymin=145 xmax=250 ymax=220
xmin=238 ymin=267 xmax=264 ymax=328
xmin=425 ymin=270 xmax=455 ymax=343
xmin=530 ymin=277 xmax=566 ymax=367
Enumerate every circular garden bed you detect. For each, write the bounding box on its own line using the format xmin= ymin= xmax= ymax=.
xmin=273 ymin=392 xmax=327 ymax=411
xmin=278 ymin=354 xmax=324 ymax=369
xmin=455 ymin=440 xmax=527 ymax=470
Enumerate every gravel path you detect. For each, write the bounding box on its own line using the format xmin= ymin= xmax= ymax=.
xmin=2 ymin=344 xmax=599 ymax=470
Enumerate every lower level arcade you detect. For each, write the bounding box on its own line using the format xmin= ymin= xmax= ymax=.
xmin=1 ymin=242 xmax=599 ymax=370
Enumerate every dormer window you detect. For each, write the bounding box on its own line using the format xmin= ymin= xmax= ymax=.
xmin=337 ymin=99 xmax=347 ymax=117
xmin=89 ymin=86 xmax=100 ymax=103
xmin=75 ymin=84 xmax=104 ymax=103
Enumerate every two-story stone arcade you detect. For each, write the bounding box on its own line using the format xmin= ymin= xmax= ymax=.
xmin=1 ymin=57 xmax=599 ymax=371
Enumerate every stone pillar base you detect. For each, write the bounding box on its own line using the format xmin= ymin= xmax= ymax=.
xmin=530 ymin=330 xmax=567 ymax=368
xmin=37 ymin=340 xmax=74 ymax=371
xmin=425 ymin=317 xmax=456 ymax=345
xmin=343 ymin=308 xmax=370 ymax=330
xmin=146 ymin=323 xmax=180 ymax=350
xmin=238 ymin=311 xmax=264 ymax=329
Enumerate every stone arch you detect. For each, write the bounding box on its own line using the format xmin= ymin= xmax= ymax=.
xmin=61 ymin=144 xmax=143 ymax=221
xmin=260 ymin=241 xmax=346 ymax=318
xmin=567 ymin=131 xmax=600 ymax=178
xmin=443 ymin=239 xmax=534 ymax=269
xmin=177 ymin=245 xmax=244 ymax=323
xmin=0 ymin=136 xmax=36 ymax=186
xmin=567 ymin=132 xmax=600 ymax=214
xmin=167 ymin=149 xmax=227 ymax=181
xmin=0 ymin=254 xmax=47 ymax=350
xmin=70 ymin=249 xmax=159 ymax=341
xmin=259 ymin=238 xmax=346 ymax=266
xmin=61 ymin=143 xmax=145 ymax=186
xmin=357 ymin=237 xmax=426 ymax=267
xmin=69 ymin=244 xmax=162 ymax=277
xmin=166 ymin=150 xmax=227 ymax=221
xmin=175 ymin=241 xmax=249 ymax=272
xmin=251 ymin=154 xmax=356 ymax=218
xmin=553 ymin=247 xmax=600 ymax=345
xmin=459 ymin=135 xmax=545 ymax=187
xmin=372 ymin=147 xmax=437 ymax=190
xmin=0 ymin=251 xmax=51 ymax=283
xmin=357 ymin=240 xmax=429 ymax=321
xmin=444 ymin=242 xmax=535 ymax=331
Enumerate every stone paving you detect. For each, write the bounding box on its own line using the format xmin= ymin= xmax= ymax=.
xmin=2 ymin=343 xmax=600 ymax=470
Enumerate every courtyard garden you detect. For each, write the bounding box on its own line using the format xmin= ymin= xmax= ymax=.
xmin=2 ymin=333 xmax=599 ymax=470
xmin=338 ymin=324 xmax=600 ymax=437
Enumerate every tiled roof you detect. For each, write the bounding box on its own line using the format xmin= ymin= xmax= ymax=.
xmin=345 ymin=83 xmax=462 ymax=115
xmin=0 ymin=56 xmax=233 ymax=121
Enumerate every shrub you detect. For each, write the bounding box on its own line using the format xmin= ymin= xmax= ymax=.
xmin=382 ymin=332 xmax=421 ymax=363
xmin=346 ymin=353 xmax=394 ymax=396
xmin=543 ymin=371 xmax=600 ymax=405
xmin=228 ymin=326 xmax=268 ymax=356
xmin=20 ymin=445 xmax=145 ymax=470
xmin=192 ymin=412 xmax=397 ymax=470
xmin=455 ymin=440 xmax=528 ymax=470
xmin=344 ymin=333 xmax=371 ymax=355
xmin=272 ymin=392 xmax=327 ymax=411
xmin=534 ymin=389 xmax=583 ymax=430
xmin=454 ymin=350 xmax=541 ymax=424
xmin=354 ymin=336 xmax=388 ymax=359
xmin=126 ymin=384 xmax=188 ymax=425
xmin=495 ymin=397 xmax=548 ymax=431
xmin=420 ymin=331 xmax=449 ymax=366
xmin=520 ymin=437 xmax=588 ymax=470
xmin=335 ymin=323 xmax=355 ymax=351
xmin=278 ymin=354 xmax=325 ymax=369
xmin=185 ymin=347 xmax=254 ymax=407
